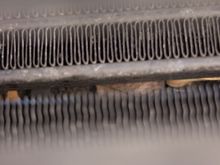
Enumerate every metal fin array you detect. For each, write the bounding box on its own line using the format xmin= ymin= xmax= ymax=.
xmin=0 ymin=82 xmax=219 ymax=140
xmin=1 ymin=16 xmax=220 ymax=70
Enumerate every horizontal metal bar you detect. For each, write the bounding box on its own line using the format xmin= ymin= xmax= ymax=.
xmin=0 ymin=56 xmax=220 ymax=89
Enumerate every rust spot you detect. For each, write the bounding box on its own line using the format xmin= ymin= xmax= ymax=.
xmin=6 ymin=90 xmax=20 ymax=101
xmin=97 ymin=81 xmax=164 ymax=93
xmin=167 ymin=77 xmax=220 ymax=88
